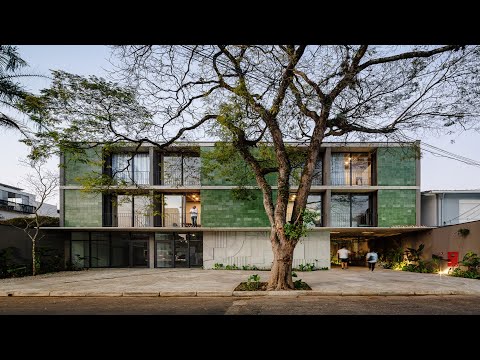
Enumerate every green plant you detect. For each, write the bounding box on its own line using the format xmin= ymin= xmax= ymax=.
xmin=295 ymin=262 xmax=316 ymax=271
xmin=460 ymin=251 xmax=480 ymax=272
xmin=225 ymin=264 xmax=239 ymax=270
xmin=293 ymin=279 xmax=312 ymax=290
xmin=246 ymin=274 xmax=261 ymax=290
xmin=292 ymin=271 xmax=298 ymax=278
xmin=405 ymin=243 xmax=425 ymax=263
xmin=213 ymin=263 xmax=224 ymax=270
xmin=242 ymin=265 xmax=259 ymax=270
xmin=457 ymin=228 xmax=470 ymax=237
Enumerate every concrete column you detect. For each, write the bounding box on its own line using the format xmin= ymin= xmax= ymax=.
xmin=149 ymin=234 xmax=155 ymax=268
xmin=149 ymin=146 xmax=154 ymax=185
xmin=324 ymin=189 xmax=331 ymax=227
xmin=323 ymin=147 xmax=332 ymax=227
xmin=59 ymin=153 xmax=65 ymax=227
xmin=323 ymin=147 xmax=331 ymax=186
xmin=415 ymin=141 xmax=421 ymax=226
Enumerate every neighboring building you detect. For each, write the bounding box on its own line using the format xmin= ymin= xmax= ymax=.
xmin=421 ymin=190 xmax=480 ymax=227
xmin=0 ymin=183 xmax=58 ymax=220
xmin=51 ymin=141 xmax=424 ymax=269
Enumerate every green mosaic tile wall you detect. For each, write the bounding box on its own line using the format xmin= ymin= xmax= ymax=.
xmin=201 ymin=189 xmax=275 ymax=227
xmin=377 ymin=189 xmax=416 ymax=227
xmin=64 ymin=148 xmax=103 ymax=185
xmin=200 ymin=146 xmax=277 ymax=186
xmin=376 ymin=147 xmax=416 ymax=186
xmin=64 ymin=190 xmax=102 ymax=227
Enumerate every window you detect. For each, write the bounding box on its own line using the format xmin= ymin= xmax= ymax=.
xmin=116 ymin=195 xmax=152 ymax=227
xmin=112 ymin=153 xmax=150 ymax=185
xmin=163 ymin=155 xmax=201 ymax=186
xmin=331 ymin=193 xmax=374 ymax=227
xmin=331 ymin=153 xmax=371 ymax=186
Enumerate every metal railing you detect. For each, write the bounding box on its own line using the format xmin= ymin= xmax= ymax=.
xmin=331 ymin=170 xmax=371 ymax=186
xmin=113 ymin=171 xmax=150 ymax=185
xmin=0 ymin=199 xmax=36 ymax=214
xmin=331 ymin=212 xmax=374 ymax=227
xmin=103 ymin=212 xmax=201 ymax=227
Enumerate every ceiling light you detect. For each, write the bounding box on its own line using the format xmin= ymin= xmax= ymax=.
xmin=362 ymin=231 xmax=374 ymax=234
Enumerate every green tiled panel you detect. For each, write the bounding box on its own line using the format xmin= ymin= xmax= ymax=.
xmin=64 ymin=190 xmax=102 ymax=227
xmin=377 ymin=147 xmax=416 ymax=186
xmin=200 ymin=146 xmax=278 ymax=186
xmin=201 ymin=189 xmax=273 ymax=227
xmin=64 ymin=148 xmax=102 ymax=185
xmin=377 ymin=190 xmax=416 ymax=227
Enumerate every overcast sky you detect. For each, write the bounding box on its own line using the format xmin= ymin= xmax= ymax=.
xmin=1 ymin=45 xmax=480 ymax=207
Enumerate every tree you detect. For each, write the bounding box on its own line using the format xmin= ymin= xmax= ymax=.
xmin=9 ymin=160 xmax=59 ymax=276
xmin=24 ymin=45 xmax=480 ymax=289
xmin=0 ymin=45 xmax=30 ymax=135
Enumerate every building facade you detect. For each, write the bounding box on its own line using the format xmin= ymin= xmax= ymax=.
xmin=421 ymin=190 xmax=480 ymax=227
xmin=0 ymin=183 xmax=58 ymax=220
xmin=56 ymin=142 xmax=421 ymax=269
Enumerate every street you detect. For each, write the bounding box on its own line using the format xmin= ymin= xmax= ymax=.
xmin=1 ymin=295 xmax=480 ymax=315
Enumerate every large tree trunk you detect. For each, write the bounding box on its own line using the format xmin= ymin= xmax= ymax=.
xmin=268 ymin=230 xmax=296 ymax=290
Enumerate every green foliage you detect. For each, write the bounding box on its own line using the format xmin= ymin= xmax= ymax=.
xmin=293 ymin=279 xmax=312 ymax=290
xmin=225 ymin=264 xmax=239 ymax=270
xmin=292 ymin=271 xmax=298 ymax=277
xmin=450 ymin=268 xmax=480 ymax=279
xmin=457 ymin=228 xmax=470 ymax=237
xmin=0 ymin=247 xmax=28 ymax=278
xmin=460 ymin=251 xmax=480 ymax=272
xmin=213 ymin=263 xmax=224 ymax=270
xmin=245 ymin=274 xmax=261 ymax=290
xmin=0 ymin=216 xmax=59 ymax=227
xmin=284 ymin=208 xmax=317 ymax=240
xmin=405 ymin=243 xmax=425 ymax=263
xmin=294 ymin=262 xmax=317 ymax=271
xmin=242 ymin=265 xmax=259 ymax=270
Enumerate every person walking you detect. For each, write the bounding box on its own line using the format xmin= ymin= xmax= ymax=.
xmin=365 ymin=249 xmax=378 ymax=271
xmin=337 ymin=245 xmax=351 ymax=269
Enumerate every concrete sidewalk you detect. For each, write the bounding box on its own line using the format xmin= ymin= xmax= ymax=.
xmin=1 ymin=267 xmax=480 ymax=297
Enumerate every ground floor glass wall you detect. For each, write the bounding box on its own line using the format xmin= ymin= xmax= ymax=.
xmin=155 ymin=232 xmax=203 ymax=268
xmin=71 ymin=232 xmax=149 ymax=268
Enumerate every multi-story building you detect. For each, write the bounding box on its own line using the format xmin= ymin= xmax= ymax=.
xmin=421 ymin=190 xmax=480 ymax=226
xmin=55 ymin=141 xmax=422 ymax=269
xmin=0 ymin=183 xmax=58 ymax=220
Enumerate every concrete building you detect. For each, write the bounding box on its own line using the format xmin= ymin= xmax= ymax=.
xmin=0 ymin=183 xmax=58 ymax=220
xmin=51 ymin=141 xmax=424 ymax=269
xmin=421 ymin=190 xmax=480 ymax=227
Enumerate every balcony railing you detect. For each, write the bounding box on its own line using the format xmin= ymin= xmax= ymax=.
xmin=113 ymin=171 xmax=150 ymax=185
xmin=331 ymin=211 xmax=374 ymax=227
xmin=103 ymin=212 xmax=201 ymax=227
xmin=0 ymin=199 xmax=36 ymax=214
xmin=331 ymin=170 xmax=371 ymax=186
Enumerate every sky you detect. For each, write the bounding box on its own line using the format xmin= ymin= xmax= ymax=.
xmin=1 ymin=45 xmax=480 ymax=207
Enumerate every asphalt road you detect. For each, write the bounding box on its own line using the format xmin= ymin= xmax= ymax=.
xmin=1 ymin=295 xmax=480 ymax=315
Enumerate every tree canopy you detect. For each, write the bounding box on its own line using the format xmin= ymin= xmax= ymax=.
xmin=23 ymin=45 xmax=480 ymax=289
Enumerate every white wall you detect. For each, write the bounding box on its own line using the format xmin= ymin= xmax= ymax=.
xmin=421 ymin=194 xmax=437 ymax=226
xmin=203 ymin=230 xmax=331 ymax=269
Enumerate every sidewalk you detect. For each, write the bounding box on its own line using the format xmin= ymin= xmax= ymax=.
xmin=1 ymin=267 xmax=480 ymax=297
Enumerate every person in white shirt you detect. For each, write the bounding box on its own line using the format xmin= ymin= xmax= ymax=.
xmin=190 ymin=205 xmax=198 ymax=227
xmin=337 ymin=246 xmax=351 ymax=269
xmin=365 ymin=249 xmax=378 ymax=271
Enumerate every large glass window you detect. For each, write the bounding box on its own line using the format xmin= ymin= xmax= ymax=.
xmin=116 ymin=195 xmax=152 ymax=227
xmin=164 ymin=195 xmax=183 ymax=227
xmin=287 ymin=193 xmax=322 ymax=227
xmin=331 ymin=153 xmax=371 ymax=186
xmin=331 ymin=193 xmax=374 ymax=227
xmin=112 ymin=153 xmax=150 ymax=185
xmin=91 ymin=232 xmax=110 ymax=267
xmin=155 ymin=232 xmax=203 ymax=268
xmin=71 ymin=232 xmax=89 ymax=268
xmin=290 ymin=158 xmax=322 ymax=186
xmin=162 ymin=155 xmax=201 ymax=186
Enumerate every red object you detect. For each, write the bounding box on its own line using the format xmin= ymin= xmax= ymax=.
xmin=447 ymin=252 xmax=459 ymax=267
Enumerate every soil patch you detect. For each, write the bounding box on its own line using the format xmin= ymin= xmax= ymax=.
xmin=234 ymin=281 xmax=312 ymax=291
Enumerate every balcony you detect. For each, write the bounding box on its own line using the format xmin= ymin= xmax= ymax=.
xmin=103 ymin=212 xmax=201 ymax=228
xmin=331 ymin=211 xmax=374 ymax=227
xmin=0 ymin=199 xmax=36 ymax=214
